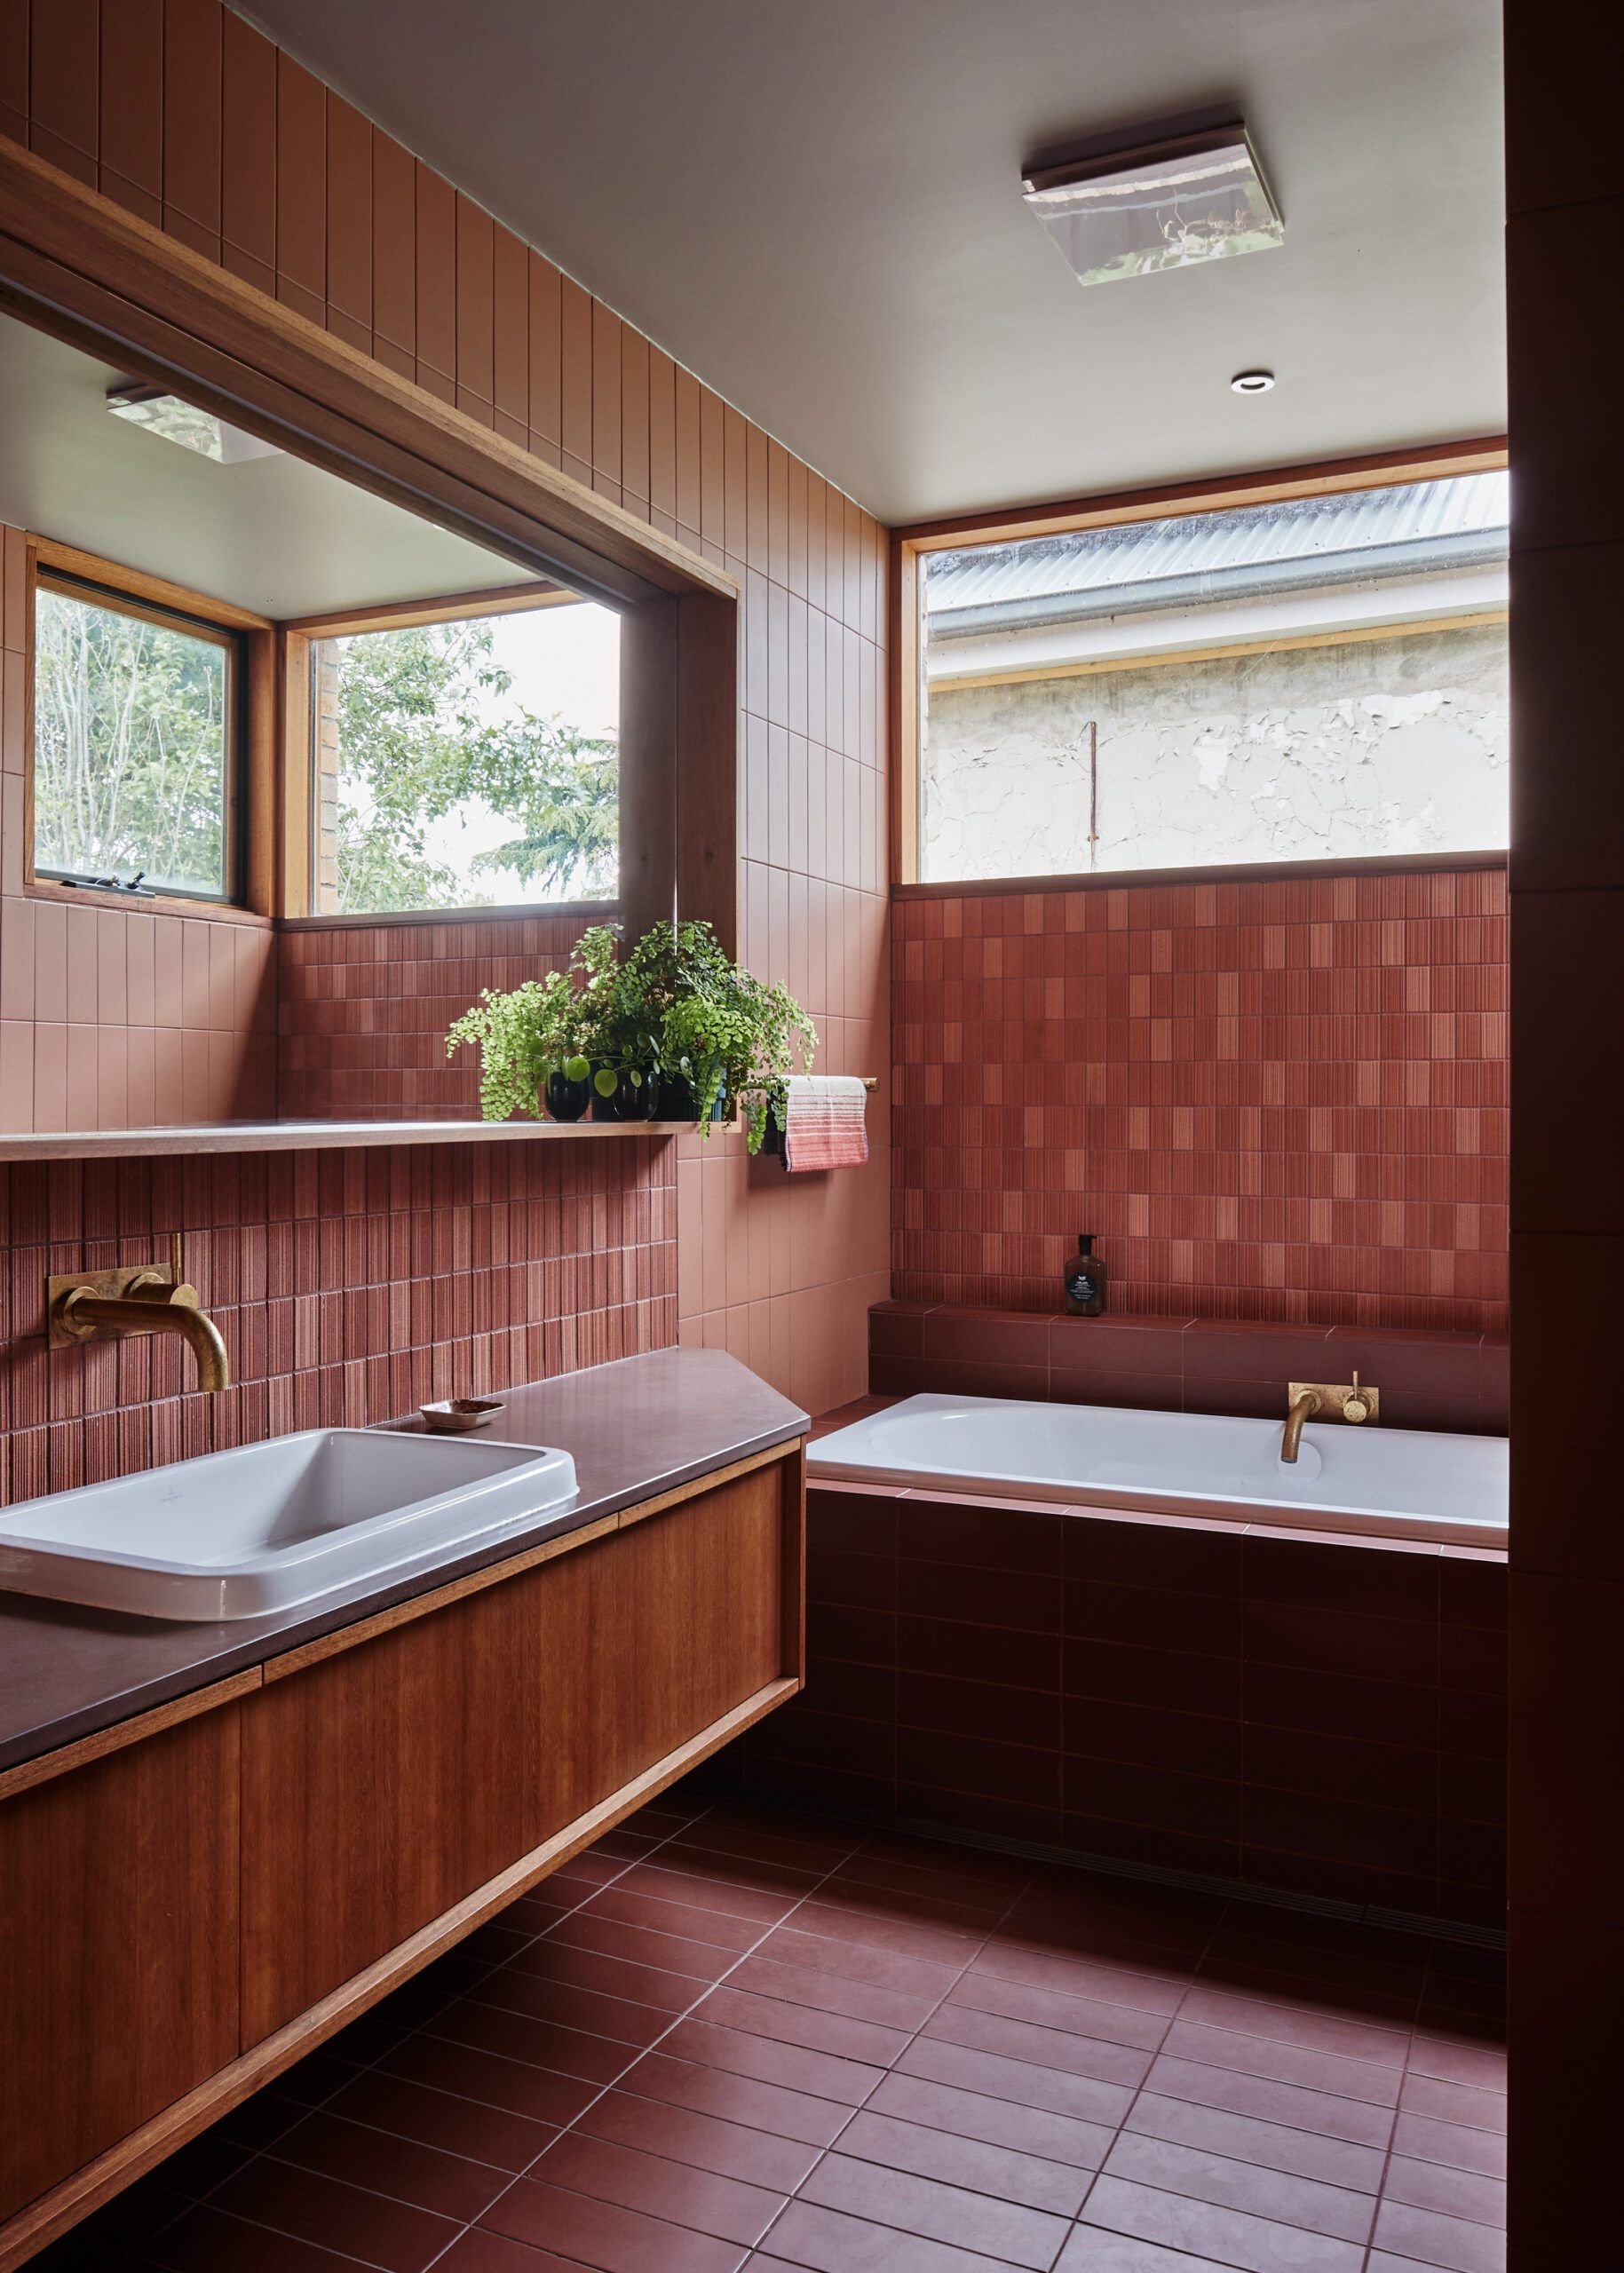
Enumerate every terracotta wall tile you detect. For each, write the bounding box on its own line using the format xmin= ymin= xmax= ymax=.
xmin=326 ymin=96 xmax=374 ymax=332
xmin=455 ymin=191 xmax=494 ymax=409
xmin=274 ymin=51 xmax=326 ymax=318
xmin=100 ymin=0 xmax=162 ymax=205
xmin=30 ymin=0 xmax=98 ymax=162
xmin=413 ymin=162 xmax=456 ymax=383
xmin=162 ymin=0 xmax=221 ymax=237
xmin=221 ymin=9 xmax=276 ymax=273
xmin=891 ymin=867 xmax=1508 ymax=1334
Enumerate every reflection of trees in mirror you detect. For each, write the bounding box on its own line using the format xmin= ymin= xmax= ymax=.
xmin=33 ymin=584 xmax=228 ymax=897
xmin=329 ymin=618 xmax=618 ymax=913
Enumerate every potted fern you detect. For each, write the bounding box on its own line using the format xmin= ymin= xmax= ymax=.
xmin=646 ymin=923 xmax=817 ymax=1150
xmin=446 ymin=923 xmax=619 ymax=1121
xmin=447 ymin=919 xmax=816 ymax=1146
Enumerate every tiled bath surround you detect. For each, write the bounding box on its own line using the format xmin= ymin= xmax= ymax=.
xmin=718 ymin=1467 xmax=1506 ymax=1929
xmin=0 ymin=1143 xmax=674 ymax=1509
xmin=892 ymin=864 xmax=1508 ymax=1334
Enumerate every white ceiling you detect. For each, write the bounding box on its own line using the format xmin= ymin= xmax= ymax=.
xmin=0 ymin=311 xmax=527 ymax=618
xmin=242 ymin=0 xmax=1506 ymax=527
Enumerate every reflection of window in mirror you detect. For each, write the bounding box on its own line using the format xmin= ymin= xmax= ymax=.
xmin=302 ymin=591 xmax=622 ymax=917
xmin=31 ymin=571 xmax=245 ymax=905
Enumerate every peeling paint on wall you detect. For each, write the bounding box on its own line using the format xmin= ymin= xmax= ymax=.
xmin=923 ymin=623 xmax=1509 ymax=881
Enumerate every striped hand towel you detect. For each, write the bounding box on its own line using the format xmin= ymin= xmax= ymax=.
xmin=780 ymin=1075 xmax=869 ymax=1173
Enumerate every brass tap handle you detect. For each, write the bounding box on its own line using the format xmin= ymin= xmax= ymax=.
xmin=1344 ymin=1371 xmax=1371 ymax=1425
xmin=170 ymin=1231 xmax=186 ymax=1289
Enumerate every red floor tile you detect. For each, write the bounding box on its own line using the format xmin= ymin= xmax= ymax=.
xmin=835 ymin=2106 xmax=1092 ymax=2216
xmin=528 ymin=2129 xmax=785 ymax=2246
xmin=574 ymin=2089 xmax=820 ymax=2191
xmin=79 ymin=1799 xmax=1500 ymax=2273
xmin=1100 ymin=2129 xmax=1375 ymax=2244
xmin=798 ymin=2148 xmax=1072 ymax=2267
xmin=482 ymin=2176 xmax=749 ymax=2270
xmin=866 ymin=2070 xmax=1115 ymax=2173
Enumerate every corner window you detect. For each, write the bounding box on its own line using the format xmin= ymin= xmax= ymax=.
xmin=909 ymin=471 xmax=1509 ymax=883
xmin=307 ymin=596 xmax=621 ymax=915
xmin=31 ymin=574 xmax=242 ymax=902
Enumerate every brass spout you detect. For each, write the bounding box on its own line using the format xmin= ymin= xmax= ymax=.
xmin=1280 ymin=1389 xmax=1320 ymax=1465
xmin=51 ymin=1279 xmax=231 ymax=1394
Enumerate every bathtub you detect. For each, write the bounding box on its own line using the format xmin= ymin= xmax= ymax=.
xmin=811 ymin=1393 xmax=1508 ymax=1547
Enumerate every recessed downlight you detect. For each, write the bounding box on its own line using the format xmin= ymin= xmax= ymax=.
xmin=1231 ymin=369 xmax=1275 ymax=394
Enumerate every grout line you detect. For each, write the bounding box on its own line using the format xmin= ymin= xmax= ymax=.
xmin=418 ymin=1799 xmax=883 ymax=2268
xmin=743 ymin=1834 xmax=1037 ymax=2268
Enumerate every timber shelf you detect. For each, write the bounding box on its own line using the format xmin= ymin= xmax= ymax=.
xmin=0 ymin=1081 xmax=878 ymax=1161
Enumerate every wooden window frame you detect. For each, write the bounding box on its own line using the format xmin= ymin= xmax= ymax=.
xmin=281 ymin=580 xmax=625 ymax=926
xmin=0 ymin=138 xmax=742 ymax=954
xmin=24 ymin=538 xmax=277 ymax=925
xmin=890 ymin=439 xmax=1511 ymax=894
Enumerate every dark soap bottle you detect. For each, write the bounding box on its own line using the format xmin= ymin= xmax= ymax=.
xmin=1063 ymin=1233 xmax=1105 ymax=1317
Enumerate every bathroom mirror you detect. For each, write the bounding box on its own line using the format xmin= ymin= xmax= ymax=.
xmin=0 ymin=257 xmax=735 ymax=1144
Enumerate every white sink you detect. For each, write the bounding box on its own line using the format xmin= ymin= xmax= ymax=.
xmin=0 ymin=1430 xmax=579 ymax=1622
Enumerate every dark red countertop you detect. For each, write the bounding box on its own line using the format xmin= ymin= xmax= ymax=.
xmin=0 ymin=1348 xmax=807 ymax=1776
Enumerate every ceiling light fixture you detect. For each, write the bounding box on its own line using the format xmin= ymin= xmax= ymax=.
xmin=107 ymin=380 xmax=281 ymax=463
xmin=1022 ymin=123 xmax=1282 ymax=290
xmin=1231 ymin=369 xmax=1276 ymax=393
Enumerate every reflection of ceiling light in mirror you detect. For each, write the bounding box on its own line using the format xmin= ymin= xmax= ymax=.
xmin=1022 ymin=125 xmax=1283 ymax=289
xmin=106 ymin=383 xmax=282 ymax=463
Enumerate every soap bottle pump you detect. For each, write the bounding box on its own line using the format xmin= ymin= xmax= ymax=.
xmin=1063 ymin=1233 xmax=1105 ymax=1318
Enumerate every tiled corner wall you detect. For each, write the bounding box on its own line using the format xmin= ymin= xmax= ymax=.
xmin=277 ymin=912 xmax=598 ymax=1121
xmin=0 ymin=1139 xmax=674 ymax=1508
xmin=0 ymin=0 xmax=891 ymax=1417
xmin=1503 ymin=15 xmax=1624 ymax=2264
xmin=714 ymin=1482 xmax=1507 ymax=1928
xmin=892 ymin=865 xmax=1508 ymax=1334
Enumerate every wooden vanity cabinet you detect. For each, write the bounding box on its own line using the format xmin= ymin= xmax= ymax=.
xmin=240 ymin=1454 xmax=793 ymax=2038
xmin=0 ymin=1702 xmax=242 ymax=2226
xmin=0 ymin=1441 xmax=804 ymax=2270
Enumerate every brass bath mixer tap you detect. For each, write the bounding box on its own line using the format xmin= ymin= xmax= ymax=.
xmin=48 ymin=1232 xmax=230 ymax=1394
xmin=1279 ymin=1372 xmax=1378 ymax=1464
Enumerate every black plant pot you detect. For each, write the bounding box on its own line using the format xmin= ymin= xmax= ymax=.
xmin=660 ymin=1073 xmax=728 ymax=1125
xmin=542 ymin=1070 xmax=591 ymax=1122
xmin=590 ymin=1065 xmax=662 ymax=1121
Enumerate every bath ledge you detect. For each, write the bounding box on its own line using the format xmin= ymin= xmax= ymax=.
xmin=810 ymin=1393 xmax=1507 ymax=1560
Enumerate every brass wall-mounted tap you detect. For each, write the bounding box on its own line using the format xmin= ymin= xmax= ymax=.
xmin=1280 ymin=1389 xmax=1320 ymax=1464
xmin=1281 ymin=1374 xmax=1379 ymax=1463
xmin=48 ymin=1232 xmax=230 ymax=1394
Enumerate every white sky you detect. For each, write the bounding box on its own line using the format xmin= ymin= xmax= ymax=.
xmin=420 ymin=598 xmax=621 ymax=900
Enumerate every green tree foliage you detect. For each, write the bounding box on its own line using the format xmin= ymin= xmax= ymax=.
xmin=33 ymin=585 xmax=228 ymax=894
xmin=329 ymin=617 xmax=618 ymax=913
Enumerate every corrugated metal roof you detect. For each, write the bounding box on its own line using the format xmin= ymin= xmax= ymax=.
xmin=924 ymin=472 xmax=1509 ymax=617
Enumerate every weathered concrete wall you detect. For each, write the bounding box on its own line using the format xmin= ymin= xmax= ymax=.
xmin=922 ymin=622 xmax=1509 ymax=880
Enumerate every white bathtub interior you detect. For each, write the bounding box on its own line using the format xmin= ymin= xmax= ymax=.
xmin=810 ymin=1393 xmax=1507 ymax=1546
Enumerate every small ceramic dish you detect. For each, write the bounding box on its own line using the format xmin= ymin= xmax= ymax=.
xmin=421 ymin=1396 xmax=506 ymax=1434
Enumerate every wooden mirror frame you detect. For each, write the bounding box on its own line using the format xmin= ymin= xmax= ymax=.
xmin=0 ymin=138 xmax=741 ymax=952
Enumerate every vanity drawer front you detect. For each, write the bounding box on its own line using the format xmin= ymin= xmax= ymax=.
xmin=239 ymin=1457 xmax=795 ymax=2042
xmin=0 ymin=1707 xmax=241 ymax=2223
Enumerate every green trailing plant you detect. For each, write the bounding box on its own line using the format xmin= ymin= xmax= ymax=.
xmin=445 ymin=918 xmax=817 ymax=1147
xmin=445 ymin=923 xmax=616 ymax=1118
xmin=638 ymin=921 xmax=817 ymax=1150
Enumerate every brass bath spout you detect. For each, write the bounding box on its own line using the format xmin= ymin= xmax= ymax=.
xmin=48 ymin=1236 xmax=230 ymax=1394
xmin=1280 ymin=1388 xmax=1320 ymax=1464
